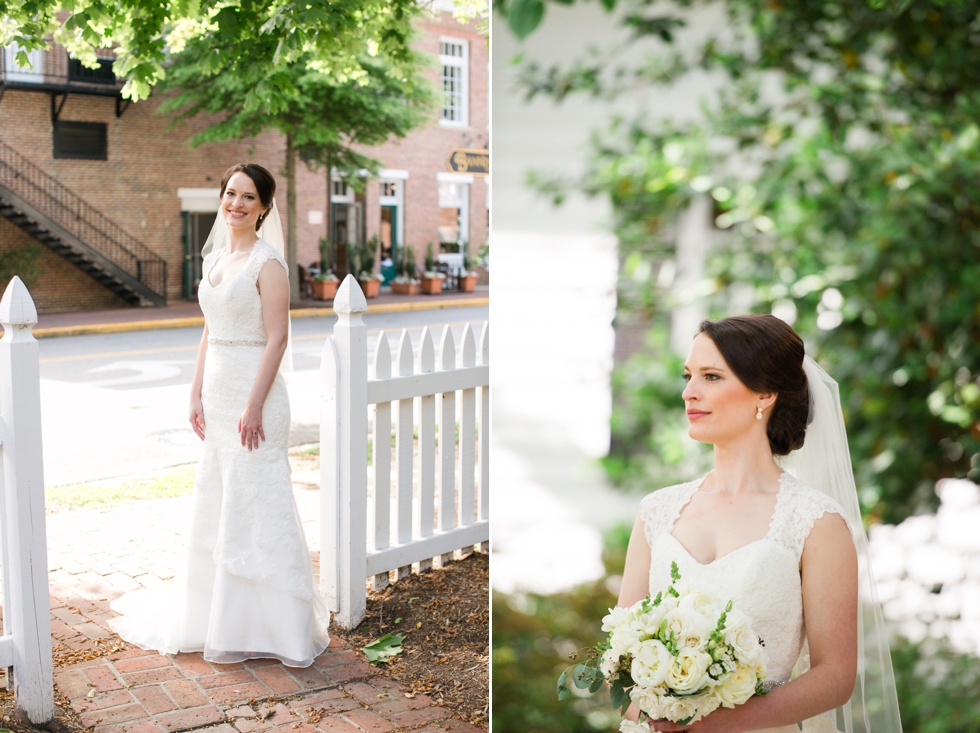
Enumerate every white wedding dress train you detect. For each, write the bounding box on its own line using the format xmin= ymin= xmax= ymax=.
xmin=109 ymin=240 xmax=330 ymax=668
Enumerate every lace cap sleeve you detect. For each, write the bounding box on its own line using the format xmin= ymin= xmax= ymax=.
xmin=770 ymin=475 xmax=852 ymax=559
xmin=245 ymin=240 xmax=288 ymax=282
xmin=638 ymin=480 xmax=699 ymax=550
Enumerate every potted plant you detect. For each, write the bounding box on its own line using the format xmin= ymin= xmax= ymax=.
xmin=391 ymin=246 xmax=420 ymax=295
xmin=312 ymin=269 xmax=340 ymax=300
xmin=421 ymin=242 xmax=445 ymax=295
xmin=458 ymin=243 xmax=478 ymax=293
xmin=357 ymin=236 xmax=382 ymax=298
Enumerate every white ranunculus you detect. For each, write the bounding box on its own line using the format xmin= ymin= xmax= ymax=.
xmin=602 ymin=605 xmax=633 ymax=633
xmin=717 ymin=663 xmax=760 ymax=707
xmin=611 ymin=626 xmax=643 ymax=656
xmin=629 ymin=685 xmax=666 ymax=717
xmin=631 ymin=605 xmax=667 ymax=636
xmin=695 ymin=693 xmax=722 ymax=719
xmin=619 ymin=719 xmax=652 ymax=733
xmin=666 ymin=648 xmax=713 ymax=694
xmin=724 ymin=609 xmax=762 ymax=663
xmin=660 ymin=695 xmax=699 ymax=722
xmin=663 ymin=607 xmax=711 ymax=650
xmin=678 ymin=588 xmax=722 ymax=620
xmin=600 ymin=649 xmax=620 ymax=678
xmin=630 ymin=639 xmax=673 ymax=689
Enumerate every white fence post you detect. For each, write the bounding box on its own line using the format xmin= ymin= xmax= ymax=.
xmin=0 ymin=277 xmax=53 ymax=725
xmin=323 ymin=275 xmax=368 ymax=630
xmin=478 ymin=324 xmax=489 ymax=550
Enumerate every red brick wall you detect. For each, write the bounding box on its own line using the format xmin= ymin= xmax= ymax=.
xmin=0 ymin=11 xmax=487 ymax=313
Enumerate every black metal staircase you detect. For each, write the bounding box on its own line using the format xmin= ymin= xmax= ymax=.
xmin=0 ymin=139 xmax=166 ymax=306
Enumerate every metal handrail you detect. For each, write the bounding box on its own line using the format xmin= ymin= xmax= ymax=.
xmin=0 ymin=139 xmax=166 ymax=301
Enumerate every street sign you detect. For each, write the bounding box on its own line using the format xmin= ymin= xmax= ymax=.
xmin=446 ymin=148 xmax=489 ymax=176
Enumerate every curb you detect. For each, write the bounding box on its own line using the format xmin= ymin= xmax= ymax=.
xmin=32 ymin=297 xmax=489 ymax=339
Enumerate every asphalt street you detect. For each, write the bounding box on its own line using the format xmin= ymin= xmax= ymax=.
xmin=38 ymin=305 xmax=489 ymax=487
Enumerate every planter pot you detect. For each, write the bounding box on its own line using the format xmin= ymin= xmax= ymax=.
xmin=421 ymin=276 xmax=444 ymax=295
xmin=312 ymin=279 xmax=339 ymax=300
xmin=459 ymin=274 xmax=478 ymax=293
xmin=358 ymin=278 xmax=381 ymax=298
xmin=391 ymin=281 xmax=420 ymax=295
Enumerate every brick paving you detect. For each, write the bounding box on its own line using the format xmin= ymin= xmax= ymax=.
xmin=17 ymin=486 xmax=485 ymax=733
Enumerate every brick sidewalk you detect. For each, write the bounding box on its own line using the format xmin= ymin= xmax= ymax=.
xmin=24 ymin=489 xmax=484 ymax=733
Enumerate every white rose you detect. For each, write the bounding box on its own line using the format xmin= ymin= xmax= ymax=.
xmin=695 ymin=693 xmax=721 ymax=719
xmin=611 ymin=626 xmax=643 ymax=656
xmin=663 ymin=608 xmax=711 ymax=650
xmin=629 ymin=685 xmax=666 ymax=717
xmin=619 ymin=719 xmax=651 ymax=733
xmin=665 ymin=648 xmax=712 ymax=694
xmin=724 ymin=609 xmax=762 ymax=663
xmin=717 ymin=664 xmax=760 ymax=707
xmin=631 ymin=605 xmax=667 ymax=637
xmin=677 ymin=588 xmax=722 ymax=620
xmin=660 ymin=695 xmax=699 ymax=723
xmin=602 ymin=605 xmax=633 ymax=633
xmin=630 ymin=639 xmax=673 ymax=689
xmin=600 ymin=649 xmax=620 ymax=678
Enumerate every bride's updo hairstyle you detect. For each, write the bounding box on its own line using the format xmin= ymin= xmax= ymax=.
xmin=698 ymin=315 xmax=809 ymax=456
xmin=220 ymin=164 xmax=277 ymax=231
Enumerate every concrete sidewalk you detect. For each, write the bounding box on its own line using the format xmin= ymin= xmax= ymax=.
xmin=27 ymin=485 xmax=483 ymax=733
xmin=33 ymin=288 xmax=489 ymax=338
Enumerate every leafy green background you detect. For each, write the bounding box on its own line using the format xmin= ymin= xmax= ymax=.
xmin=494 ymin=0 xmax=980 ymax=730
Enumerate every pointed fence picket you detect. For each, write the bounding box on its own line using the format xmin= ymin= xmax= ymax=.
xmin=321 ymin=276 xmax=489 ymax=629
xmin=0 ymin=277 xmax=54 ymax=725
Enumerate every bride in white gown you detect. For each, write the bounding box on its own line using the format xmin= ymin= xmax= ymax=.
xmin=618 ymin=315 xmax=901 ymax=733
xmin=109 ymin=164 xmax=330 ymax=667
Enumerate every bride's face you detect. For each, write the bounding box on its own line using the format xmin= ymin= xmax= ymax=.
xmin=221 ymin=171 xmax=268 ymax=233
xmin=682 ymin=333 xmax=767 ymax=446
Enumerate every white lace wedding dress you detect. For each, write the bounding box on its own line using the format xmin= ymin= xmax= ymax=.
xmin=109 ymin=240 xmax=330 ymax=667
xmin=640 ymin=471 xmax=848 ymax=733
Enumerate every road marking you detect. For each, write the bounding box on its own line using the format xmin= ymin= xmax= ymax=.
xmin=39 ymin=321 xmax=479 ymax=364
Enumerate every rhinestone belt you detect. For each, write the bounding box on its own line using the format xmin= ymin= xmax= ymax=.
xmin=207 ymin=336 xmax=268 ymax=347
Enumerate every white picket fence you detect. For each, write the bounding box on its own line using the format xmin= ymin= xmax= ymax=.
xmin=0 ymin=277 xmax=54 ymax=724
xmin=320 ymin=276 xmax=489 ymax=628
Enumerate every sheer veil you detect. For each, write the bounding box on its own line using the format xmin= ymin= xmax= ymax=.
xmin=779 ymin=356 xmax=903 ymax=733
xmin=202 ymin=198 xmax=294 ymax=374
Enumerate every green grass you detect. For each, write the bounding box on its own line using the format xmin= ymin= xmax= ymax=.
xmin=46 ymin=465 xmax=197 ymax=513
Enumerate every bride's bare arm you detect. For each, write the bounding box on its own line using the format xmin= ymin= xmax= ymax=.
xmin=655 ymin=512 xmax=858 ymax=733
xmin=618 ymin=511 xmax=653 ymax=723
xmin=189 ymin=322 xmax=209 ymax=439
xmin=238 ymin=258 xmax=289 ymax=451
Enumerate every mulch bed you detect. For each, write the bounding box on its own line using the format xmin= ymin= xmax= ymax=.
xmin=332 ymin=551 xmax=489 ymax=728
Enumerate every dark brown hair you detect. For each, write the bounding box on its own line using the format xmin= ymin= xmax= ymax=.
xmin=220 ymin=164 xmax=276 ymax=231
xmin=698 ymin=315 xmax=809 ymax=456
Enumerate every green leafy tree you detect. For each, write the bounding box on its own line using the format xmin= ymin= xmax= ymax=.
xmin=508 ymin=0 xmax=980 ymax=523
xmin=0 ymin=0 xmax=420 ymax=101
xmin=159 ymin=35 xmax=433 ymax=298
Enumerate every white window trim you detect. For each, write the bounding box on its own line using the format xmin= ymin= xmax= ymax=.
xmin=3 ymin=45 xmax=43 ymax=83
xmin=378 ymin=168 xmax=409 ymax=180
xmin=378 ymin=177 xmax=405 ymax=249
xmin=177 ymin=187 xmax=220 ymax=213
xmin=437 ymin=172 xmax=474 ymax=185
xmin=331 ymin=177 xmax=355 ymax=204
xmin=439 ymin=36 xmax=469 ymax=128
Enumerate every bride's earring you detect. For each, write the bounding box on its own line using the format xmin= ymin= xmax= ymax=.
xmin=756 ymin=407 xmax=763 ymax=420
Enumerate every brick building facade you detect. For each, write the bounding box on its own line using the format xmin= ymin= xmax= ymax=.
xmin=0 ymin=11 xmax=487 ymax=313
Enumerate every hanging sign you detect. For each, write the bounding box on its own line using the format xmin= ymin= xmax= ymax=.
xmin=446 ymin=148 xmax=489 ymax=176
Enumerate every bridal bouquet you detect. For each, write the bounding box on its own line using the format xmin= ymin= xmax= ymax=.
xmin=557 ymin=562 xmax=769 ymax=730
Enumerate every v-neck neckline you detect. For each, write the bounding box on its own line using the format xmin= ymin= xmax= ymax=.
xmin=667 ymin=472 xmax=788 ymax=567
xmin=207 ymin=244 xmax=256 ymax=289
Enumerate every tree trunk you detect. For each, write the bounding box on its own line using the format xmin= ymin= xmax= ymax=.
xmin=286 ymin=133 xmax=299 ymax=302
xmin=324 ymin=153 xmax=332 ymax=273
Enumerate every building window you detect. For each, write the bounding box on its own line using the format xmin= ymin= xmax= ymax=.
xmin=67 ymin=55 xmax=116 ymax=85
xmin=439 ymin=38 xmax=468 ymax=126
xmin=333 ymin=180 xmax=350 ymax=199
xmin=2 ymin=44 xmax=43 ymax=84
xmin=53 ymin=121 xmax=107 ymax=160
xmin=381 ymin=181 xmax=398 ymax=197
xmin=438 ymin=181 xmax=469 ymax=254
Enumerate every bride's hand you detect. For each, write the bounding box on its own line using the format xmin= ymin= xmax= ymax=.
xmin=238 ymin=401 xmax=265 ymax=451
xmin=189 ymin=398 xmax=206 ymax=440
xmin=649 ymin=707 xmax=741 ymax=733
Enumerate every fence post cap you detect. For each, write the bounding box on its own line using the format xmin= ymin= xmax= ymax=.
xmin=0 ymin=276 xmax=38 ymax=330
xmin=334 ymin=275 xmax=367 ymax=315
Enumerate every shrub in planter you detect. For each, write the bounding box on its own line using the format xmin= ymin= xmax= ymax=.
xmin=358 ymin=271 xmax=383 ymax=298
xmin=391 ymin=275 xmax=421 ymax=295
xmin=421 ymin=270 xmax=445 ymax=295
xmin=312 ymin=270 xmax=340 ymax=300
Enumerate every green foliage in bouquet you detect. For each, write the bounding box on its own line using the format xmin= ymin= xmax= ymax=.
xmin=514 ymin=0 xmax=980 ymax=524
